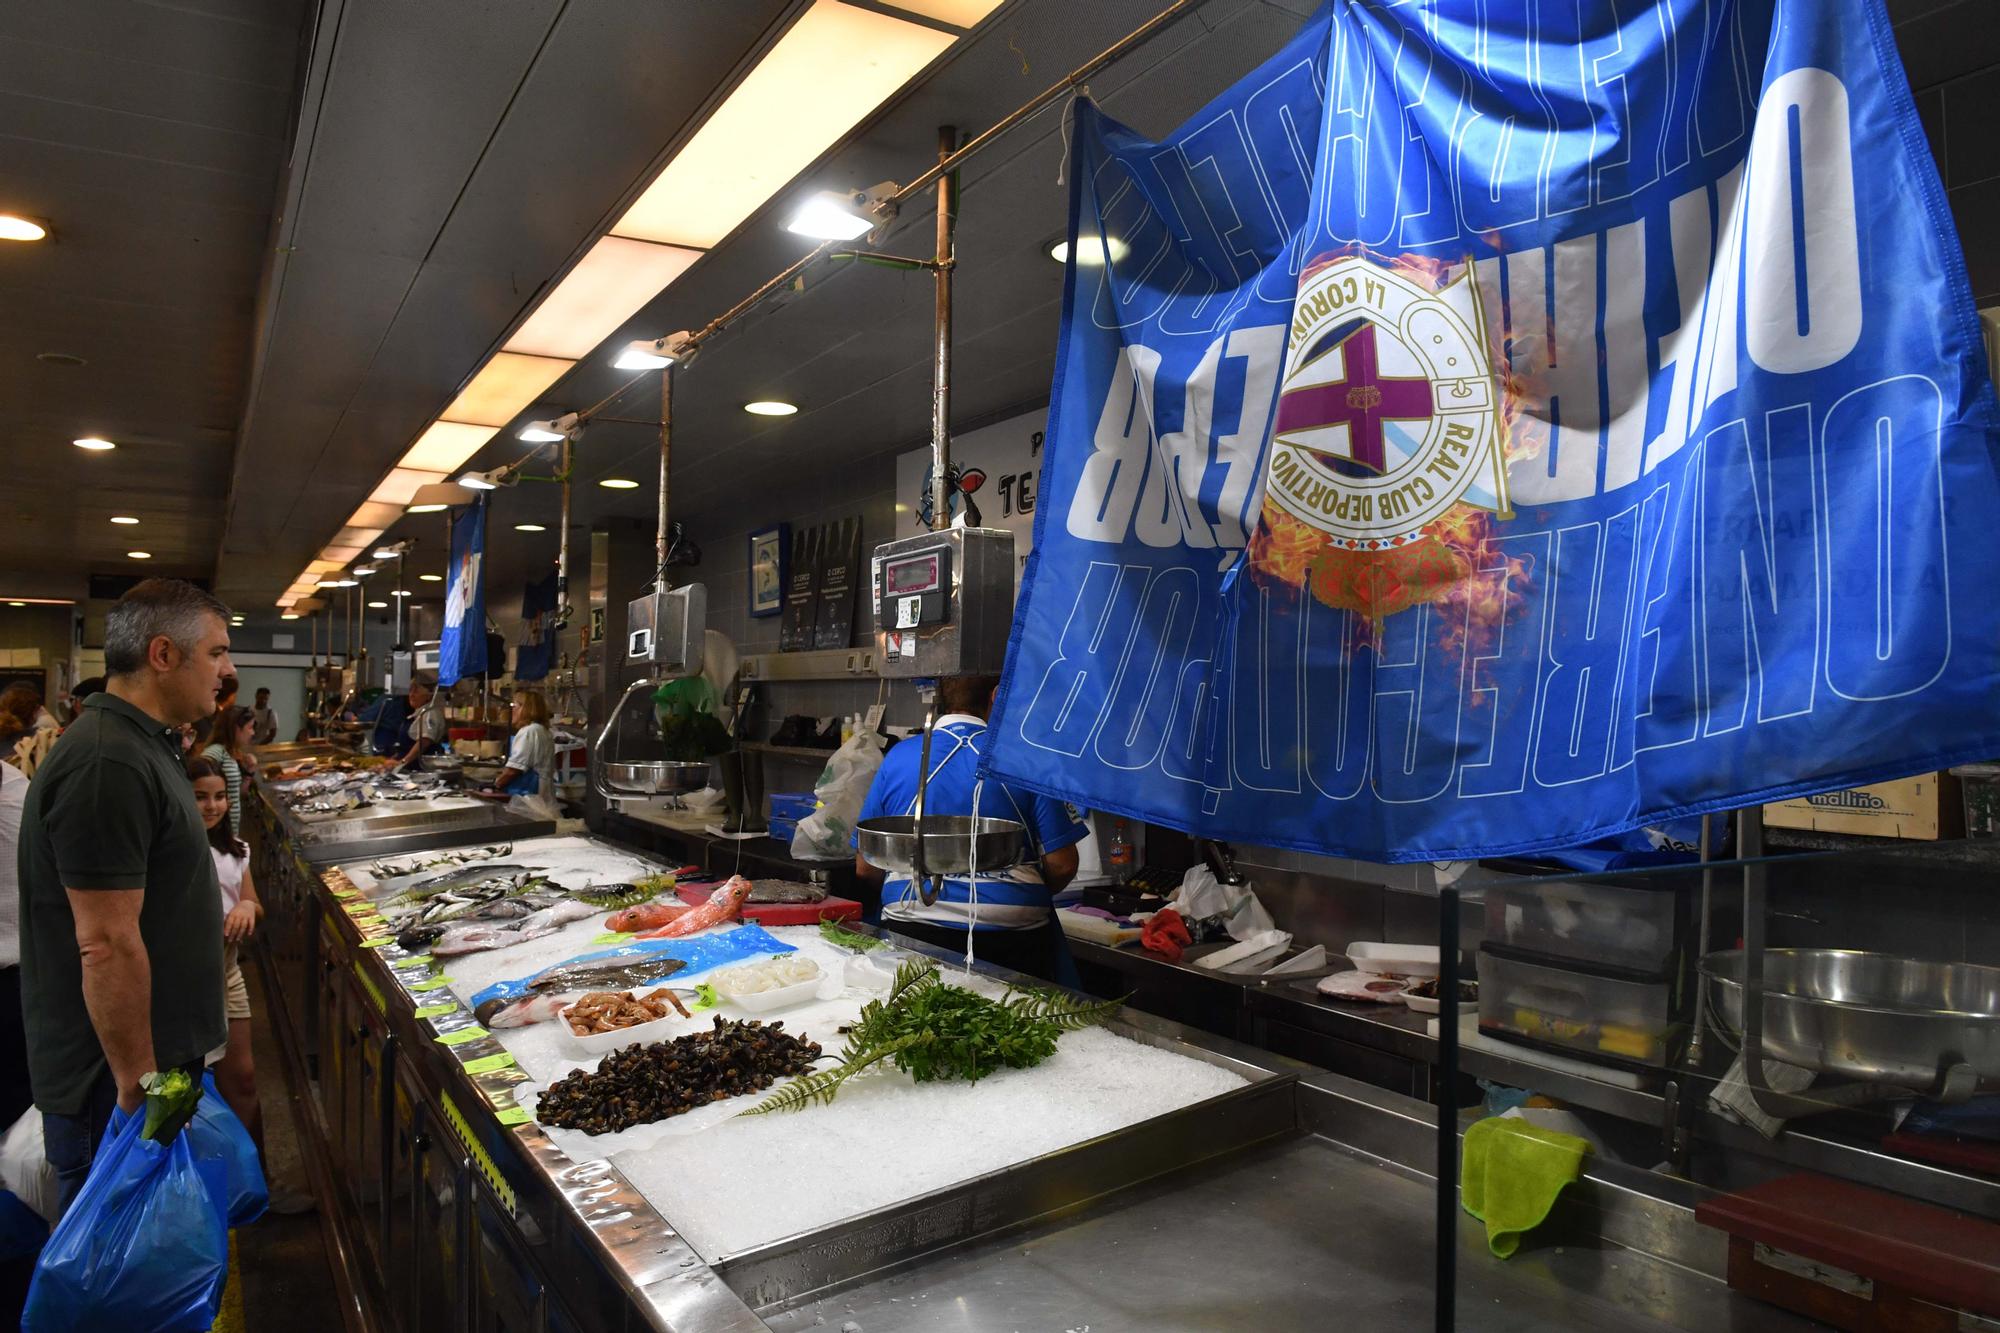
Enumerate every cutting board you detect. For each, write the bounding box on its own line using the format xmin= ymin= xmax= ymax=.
xmin=675 ymin=881 xmax=861 ymax=926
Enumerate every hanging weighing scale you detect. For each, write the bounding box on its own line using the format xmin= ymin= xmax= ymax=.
xmin=855 ymin=526 xmax=1027 ymax=903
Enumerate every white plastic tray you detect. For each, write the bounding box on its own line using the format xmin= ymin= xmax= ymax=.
xmin=1344 ymin=941 xmax=1441 ymax=979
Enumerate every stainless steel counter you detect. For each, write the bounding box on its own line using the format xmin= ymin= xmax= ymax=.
xmin=244 ymin=787 xmax=1817 ymax=1333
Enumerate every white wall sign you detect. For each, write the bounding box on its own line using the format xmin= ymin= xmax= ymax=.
xmin=894 ymin=409 xmax=1047 ymax=585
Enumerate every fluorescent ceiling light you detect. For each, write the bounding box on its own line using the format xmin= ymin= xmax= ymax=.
xmin=504 ymin=237 xmax=703 ymax=359
xmin=743 ymin=400 xmax=798 ymax=417
xmin=401 ymin=421 xmax=496 ymax=474
xmin=0 ymin=214 xmax=49 ymax=242
xmin=879 ymin=0 xmax=1005 ymax=24
xmin=392 ymin=590 xmax=413 ymax=598
xmin=348 ymin=501 xmax=405 ymax=529
xmin=334 ymin=526 xmax=384 ymax=549
xmin=599 ymin=477 xmax=640 ymax=489
xmin=367 ymin=601 xmax=388 ymax=609
xmin=441 ymin=352 xmax=573 ymax=427
xmin=6 ymin=602 xmax=22 ymax=607
xmin=608 ymin=0 xmax=953 ymax=248
xmin=785 ymin=192 xmax=875 ymax=241
xmin=109 ymin=515 xmax=138 ymax=525
xmin=514 ymin=523 xmax=547 ymax=532
xmin=127 ymin=551 xmax=151 ymax=559
xmin=306 ymin=559 xmax=345 ymax=575
xmin=1050 ymin=235 xmax=1130 ymax=266
xmin=281 ymin=613 xmax=300 ymax=620
xmin=320 ymin=545 xmax=366 ymax=563
xmin=419 ymin=573 xmax=443 ymax=583
xmin=73 ymin=437 xmax=115 ymax=451
xmin=370 ymin=468 xmax=449 ymax=506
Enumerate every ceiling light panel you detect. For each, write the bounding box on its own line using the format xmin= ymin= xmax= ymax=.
xmin=348 ymin=501 xmax=405 ymax=529
xmin=879 ymin=0 xmax=1005 ymax=25
xmin=441 ymin=352 xmax=574 ymax=427
xmin=401 ymin=421 xmax=497 ymax=473
xmin=504 ymin=237 xmax=704 ymax=359
xmin=609 ymin=0 xmax=954 ymax=248
xmin=369 ymin=468 xmax=449 ymax=506
xmin=334 ymin=526 xmax=385 ymax=549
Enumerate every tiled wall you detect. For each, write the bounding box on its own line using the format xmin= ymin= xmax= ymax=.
xmin=1895 ymin=0 xmax=2000 ymax=306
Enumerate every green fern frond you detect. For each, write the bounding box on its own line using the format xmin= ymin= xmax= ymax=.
xmin=1005 ymin=986 xmax=1128 ymax=1032
xmin=888 ymin=959 xmax=938 ymax=1003
xmin=741 ymin=1033 xmax=931 ymax=1115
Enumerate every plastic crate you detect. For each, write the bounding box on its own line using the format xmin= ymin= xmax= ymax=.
xmin=1477 ymin=948 xmax=1683 ymax=1069
xmin=1484 ymin=876 xmax=1682 ymax=978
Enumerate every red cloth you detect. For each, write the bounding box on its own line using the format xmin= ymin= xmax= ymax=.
xmin=1141 ymin=907 xmax=1192 ymax=963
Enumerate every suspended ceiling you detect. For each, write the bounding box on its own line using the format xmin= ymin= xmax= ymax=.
xmin=9 ymin=0 xmax=1977 ymax=613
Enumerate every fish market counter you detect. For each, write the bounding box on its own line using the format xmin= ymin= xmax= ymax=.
xmin=243 ymin=805 xmax=1799 ymax=1333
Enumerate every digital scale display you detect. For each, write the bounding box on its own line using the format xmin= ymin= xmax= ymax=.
xmin=884 ymin=551 xmax=942 ymax=597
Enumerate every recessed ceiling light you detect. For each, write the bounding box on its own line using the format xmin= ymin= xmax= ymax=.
xmin=599 ymin=478 xmax=639 ymax=489
xmin=514 ymin=523 xmax=547 ymax=532
xmin=109 ymin=516 xmax=139 ymax=525
xmin=419 ymin=573 xmax=443 ymax=582
xmin=6 ymin=602 xmax=23 ymax=608
xmin=367 ymin=600 xmax=388 ymax=609
xmin=743 ymin=400 xmax=798 ymax=417
xmin=392 ymin=590 xmax=413 ymax=598
xmin=126 ymin=551 xmax=151 ymax=560
xmin=36 ymin=352 xmax=85 ymax=367
xmin=73 ymin=437 xmax=116 ymax=451
xmin=0 ymin=215 xmax=48 ymax=242
xmin=1048 ymin=235 xmax=1130 ymax=266
xmin=281 ymin=613 xmax=300 ymax=620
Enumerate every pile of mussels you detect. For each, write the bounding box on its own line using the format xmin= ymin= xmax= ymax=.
xmin=537 ymin=1017 xmax=822 ymax=1135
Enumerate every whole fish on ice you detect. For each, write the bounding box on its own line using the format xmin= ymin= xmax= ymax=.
xmin=633 ymin=875 xmax=754 ymax=939
xmin=431 ymin=898 xmax=598 ymax=957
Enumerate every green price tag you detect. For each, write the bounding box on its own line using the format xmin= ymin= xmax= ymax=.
xmin=330 ymin=887 xmax=359 ymax=899
xmin=461 ymin=1052 xmax=516 ymax=1076
xmin=341 ymin=900 xmax=375 ymax=914
xmin=357 ymin=936 xmax=393 ymax=948
xmin=590 ymin=931 xmax=634 ymax=946
xmin=492 ymin=1105 xmax=533 ymax=1126
xmin=409 ymin=975 xmax=456 ymax=993
xmin=413 ymin=1003 xmax=456 ymax=1019
xmin=391 ymin=954 xmax=434 ymax=970
xmin=434 ymin=1026 xmax=490 ymax=1046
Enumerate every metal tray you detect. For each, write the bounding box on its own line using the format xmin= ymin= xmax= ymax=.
xmin=1702 ymin=948 xmax=2000 ymax=1088
xmin=602 ymin=760 xmax=711 ymax=795
xmin=855 ymin=814 xmax=1023 ymax=875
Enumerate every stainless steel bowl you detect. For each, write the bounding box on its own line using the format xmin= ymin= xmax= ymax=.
xmin=1701 ymin=949 xmax=2000 ymax=1088
xmin=855 ymin=815 xmax=1025 ymax=876
xmin=419 ymin=754 xmax=464 ymax=772
xmin=601 ymin=760 xmax=710 ymax=795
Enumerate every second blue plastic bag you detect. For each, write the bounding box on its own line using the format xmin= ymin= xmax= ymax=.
xmin=22 ymin=1111 xmax=228 ymax=1333
xmin=191 ymin=1070 xmax=267 ymax=1226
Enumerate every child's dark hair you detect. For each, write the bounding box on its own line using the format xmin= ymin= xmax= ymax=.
xmin=186 ymin=756 xmax=247 ymax=858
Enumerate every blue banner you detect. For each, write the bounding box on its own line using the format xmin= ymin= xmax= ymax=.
xmin=985 ymin=0 xmax=2000 ymax=862
xmin=515 ymin=566 xmax=559 ymax=682
xmin=438 ymin=496 xmax=488 ymax=687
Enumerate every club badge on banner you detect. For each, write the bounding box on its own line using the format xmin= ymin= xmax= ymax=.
xmin=438 ymin=496 xmax=488 ymax=687
xmin=983 ymin=0 xmax=2000 ymax=862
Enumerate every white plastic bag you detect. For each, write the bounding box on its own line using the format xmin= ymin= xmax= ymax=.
xmin=1170 ymin=865 xmax=1277 ymax=940
xmin=1 ymin=1107 xmax=59 ymax=1226
xmin=790 ymin=727 xmax=885 ymax=861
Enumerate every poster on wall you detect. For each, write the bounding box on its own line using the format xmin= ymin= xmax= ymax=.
xmin=982 ymin=0 xmax=2000 ymax=864
xmin=895 ymin=411 xmax=1047 ymax=586
xmin=813 ymin=516 xmax=864 ymax=650
xmin=779 ymin=523 xmax=824 ymax=651
xmin=438 ymin=496 xmax=488 ymax=687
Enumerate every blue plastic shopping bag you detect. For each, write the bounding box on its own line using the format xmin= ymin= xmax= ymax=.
xmin=22 ymin=1107 xmax=228 ymax=1333
xmin=192 ymin=1070 xmax=268 ymax=1226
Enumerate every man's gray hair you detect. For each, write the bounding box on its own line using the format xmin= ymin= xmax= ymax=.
xmin=104 ymin=579 xmax=232 ymax=676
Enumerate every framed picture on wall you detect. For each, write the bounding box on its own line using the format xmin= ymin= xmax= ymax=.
xmin=749 ymin=524 xmax=787 ymax=618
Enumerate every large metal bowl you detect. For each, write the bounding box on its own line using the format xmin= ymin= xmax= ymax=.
xmin=601 ymin=760 xmax=710 ymax=795
xmin=1702 ymin=949 xmax=2000 ymax=1088
xmin=855 ymin=815 xmax=1025 ymax=876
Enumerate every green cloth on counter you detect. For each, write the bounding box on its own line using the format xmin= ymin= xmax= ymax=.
xmin=1460 ymin=1117 xmax=1587 ymax=1257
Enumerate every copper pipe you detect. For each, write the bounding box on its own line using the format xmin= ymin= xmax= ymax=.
xmin=930 ymin=125 xmax=956 ymax=532
xmin=656 ymin=365 xmax=672 ymax=583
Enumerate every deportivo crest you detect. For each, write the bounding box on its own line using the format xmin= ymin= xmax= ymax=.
xmin=1263 ymin=254 xmax=1509 ymax=546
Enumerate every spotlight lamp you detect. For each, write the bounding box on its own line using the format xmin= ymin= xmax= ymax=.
xmin=786 ymin=180 xmax=899 ymax=243
xmin=613 ymin=330 xmax=696 ymax=371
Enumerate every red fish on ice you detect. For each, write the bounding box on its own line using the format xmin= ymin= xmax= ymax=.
xmin=633 ymin=875 xmax=754 ymax=939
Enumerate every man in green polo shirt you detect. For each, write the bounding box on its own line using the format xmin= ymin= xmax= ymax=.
xmin=18 ymin=578 xmax=236 ymax=1211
